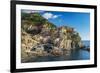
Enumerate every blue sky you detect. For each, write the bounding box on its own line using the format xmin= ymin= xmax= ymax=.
xmin=22 ymin=10 xmax=90 ymax=40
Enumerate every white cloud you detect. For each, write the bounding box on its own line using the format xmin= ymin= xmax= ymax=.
xmin=53 ymin=15 xmax=58 ymax=19
xmin=42 ymin=13 xmax=53 ymax=19
xmin=42 ymin=12 xmax=61 ymax=19
xmin=53 ymin=15 xmax=62 ymax=19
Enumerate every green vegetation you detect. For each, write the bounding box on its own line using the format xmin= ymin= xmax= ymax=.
xmin=21 ymin=13 xmax=56 ymax=28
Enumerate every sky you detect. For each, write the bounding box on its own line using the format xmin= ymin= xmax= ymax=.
xmin=22 ymin=10 xmax=90 ymax=40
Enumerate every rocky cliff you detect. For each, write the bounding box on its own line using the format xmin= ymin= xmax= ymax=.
xmin=21 ymin=12 xmax=83 ymax=62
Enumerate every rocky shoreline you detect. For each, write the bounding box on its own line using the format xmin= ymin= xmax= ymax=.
xmin=21 ymin=26 xmax=84 ymax=62
xmin=21 ymin=12 xmax=87 ymax=62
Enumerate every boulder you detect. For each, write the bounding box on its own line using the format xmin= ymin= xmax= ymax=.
xmin=43 ymin=44 xmax=53 ymax=53
xmin=51 ymin=47 xmax=63 ymax=56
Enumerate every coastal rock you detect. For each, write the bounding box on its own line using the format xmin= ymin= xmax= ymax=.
xmin=59 ymin=39 xmax=72 ymax=50
xmin=21 ymin=12 xmax=83 ymax=58
xmin=51 ymin=47 xmax=63 ymax=56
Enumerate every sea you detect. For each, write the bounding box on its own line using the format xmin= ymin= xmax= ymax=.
xmin=24 ymin=40 xmax=90 ymax=63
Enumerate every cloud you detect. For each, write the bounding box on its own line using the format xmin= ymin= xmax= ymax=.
xmin=53 ymin=15 xmax=58 ymax=19
xmin=42 ymin=13 xmax=53 ymax=19
xmin=42 ymin=12 xmax=61 ymax=19
xmin=53 ymin=15 xmax=62 ymax=19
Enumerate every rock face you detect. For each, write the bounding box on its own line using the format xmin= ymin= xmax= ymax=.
xmin=21 ymin=12 xmax=83 ymax=61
